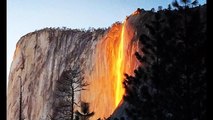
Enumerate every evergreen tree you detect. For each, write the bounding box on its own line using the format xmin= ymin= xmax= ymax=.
xmin=123 ymin=4 xmax=206 ymax=120
xmin=53 ymin=67 xmax=89 ymax=120
xmin=172 ymin=0 xmax=199 ymax=9
xmin=158 ymin=6 xmax=163 ymax=11
xmin=168 ymin=4 xmax=172 ymax=10
xmin=151 ymin=8 xmax=155 ymax=12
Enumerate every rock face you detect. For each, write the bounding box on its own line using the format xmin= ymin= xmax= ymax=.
xmin=8 ymin=5 xmax=206 ymax=119
xmin=7 ymin=28 xmax=106 ymax=120
xmin=7 ymin=7 xmax=154 ymax=119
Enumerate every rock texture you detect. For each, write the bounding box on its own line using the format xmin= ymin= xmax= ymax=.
xmin=7 ymin=7 xmax=150 ymax=119
xmin=8 ymin=5 xmax=206 ymax=119
xmin=7 ymin=28 xmax=106 ymax=120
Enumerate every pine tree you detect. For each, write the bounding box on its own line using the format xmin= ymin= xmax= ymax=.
xmin=53 ymin=67 xmax=89 ymax=120
xmin=168 ymin=4 xmax=172 ymax=10
xmin=123 ymin=4 xmax=206 ymax=120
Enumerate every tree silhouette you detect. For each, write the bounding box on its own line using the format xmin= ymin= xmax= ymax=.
xmin=158 ymin=6 xmax=163 ymax=11
xmin=151 ymin=8 xmax=155 ymax=12
xmin=172 ymin=0 xmax=199 ymax=9
xmin=168 ymin=4 xmax=172 ymax=10
xmin=123 ymin=4 xmax=206 ymax=120
xmin=53 ymin=67 xmax=89 ymax=120
xmin=19 ymin=76 xmax=24 ymax=120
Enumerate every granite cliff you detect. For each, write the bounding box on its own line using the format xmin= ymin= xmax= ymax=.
xmin=7 ymin=28 xmax=106 ymax=120
xmin=7 ymin=11 xmax=143 ymax=119
xmin=7 ymin=5 xmax=206 ymax=120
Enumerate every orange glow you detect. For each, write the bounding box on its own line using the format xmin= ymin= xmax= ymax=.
xmin=115 ymin=21 xmax=125 ymax=106
xmin=131 ymin=8 xmax=142 ymax=16
xmin=81 ymin=20 xmax=139 ymax=119
xmin=13 ymin=45 xmax=20 ymax=59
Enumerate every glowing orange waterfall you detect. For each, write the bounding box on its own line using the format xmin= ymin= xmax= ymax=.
xmin=115 ymin=21 xmax=125 ymax=106
xmin=81 ymin=19 xmax=139 ymax=119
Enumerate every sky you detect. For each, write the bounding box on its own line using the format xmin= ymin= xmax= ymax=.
xmin=7 ymin=0 xmax=206 ymax=86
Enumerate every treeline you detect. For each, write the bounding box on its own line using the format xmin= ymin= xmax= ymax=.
xmin=18 ymin=0 xmax=206 ymax=120
xmin=111 ymin=1 xmax=206 ymax=120
xmin=20 ymin=26 xmax=108 ymax=40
